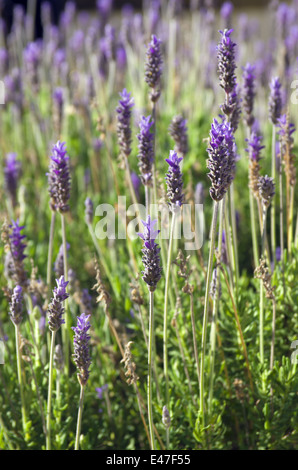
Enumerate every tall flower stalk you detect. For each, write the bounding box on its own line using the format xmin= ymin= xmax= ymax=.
xmin=47 ymin=140 xmax=71 ymax=372
xmin=163 ymin=150 xmax=184 ymax=448
xmin=9 ymin=285 xmax=27 ymax=435
xmin=72 ymin=313 xmax=91 ymax=450
xmin=200 ymin=117 xmax=236 ymax=433
xmin=46 ymin=276 xmax=69 ymax=450
xmin=138 ymin=216 xmax=162 ymax=450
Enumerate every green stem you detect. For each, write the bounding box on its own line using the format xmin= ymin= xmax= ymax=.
xmin=148 ymin=290 xmax=156 ymax=450
xmin=249 ymin=189 xmax=259 ymax=268
xmin=163 ymin=210 xmax=176 ymax=443
xmin=46 ymin=330 xmax=56 ymax=450
xmin=271 ymin=126 xmax=276 ymax=265
xmin=15 ymin=324 xmax=27 ymax=435
xmin=208 ymin=197 xmax=225 ymax=414
xmin=75 ymin=384 xmax=85 ymax=450
xmin=47 ymin=211 xmax=56 ymax=296
xmin=61 ymin=214 xmax=70 ymax=376
xmin=200 ymin=201 xmax=219 ymax=435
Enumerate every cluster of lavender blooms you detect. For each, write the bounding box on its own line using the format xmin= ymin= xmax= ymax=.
xmin=47 ymin=276 xmax=69 ymax=332
xmin=207 ymin=118 xmax=236 ymax=202
xmin=137 ymin=115 xmax=155 ymax=187
xmin=165 ymin=150 xmax=184 ymax=210
xmin=9 ymin=285 xmax=23 ymax=326
xmin=72 ymin=313 xmax=92 ymax=386
xmin=116 ymin=89 xmax=134 ymax=160
xmin=145 ymin=35 xmax=163 ymax=103
xmin=138 ymin=216 xmax=162 ymax=292
xmin=47 ymin=141 xmax=71 ymax=213
xmin=4 ymin=153 xmax=21 ymax=208
xmin=169 ymin=115 xmax=189 ymax=157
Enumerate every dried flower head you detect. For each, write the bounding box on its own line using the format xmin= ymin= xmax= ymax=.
xmin=121 ymin=341 xmax=139 ymax=386
xmin=246 ymin=132 xmax=264 ymax=199
xmin=162 ymin=405 xmax=171 ymax=429
xmin=254 ymin=257 xmax=276 ymax=300
xmin=268 ymin=77 xmax=282 ymax=125
xmin=258 ymin=175 xmax=275 ymax=208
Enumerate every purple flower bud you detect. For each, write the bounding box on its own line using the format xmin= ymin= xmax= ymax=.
xmin=4 ymin=153 xmax=21 ymax=207
xmin=220 ymin=1 xmax=233 ymax=29
xmin=242 ymin=63 xmax=255 ymax=128
xmin=116 ymin=88 xmax=134 ymax=159
xmin=269 ymin=77 xmax=282 ymax=125
xmin=9 ymin=220 xmax=28 ymax=287
xmin=131 ymin=172 xmax=141 ymax=200
xmin=258 ymin=175 xmax=275 ymax=208
xmin=138 ymin=216 xmax=162 ymax=292
xmin=48 ymin=276 xmax=69 ymax=332
xmin=47 ymin=141 xmax=71 ymax=213
xmin=9 ymin=285 xmax=23 ymax=326
xmin=207 ymin=118 xmax=236 ymax=202
xmin=217 ymin=29 xmax=237 ymax=94
xmin=145 ymin=35 xmax=163 ymax=102
xmin=137 ymin=115 xmax=154 ymax=187
xmin=84 ymin=197 xmax=94 ymax=225
xmin=72 ymin=313 xmax=91 ymax=386
xmin=246 ymin=131 xmax=264 ymax=162
xmin=81 ymin=289 xmax=92 ymax=315
xmin=96 ymin=384 xmax=108 ymax=400
xmin=162 ymin=405 xmax=171 ymax=428
xmin=169 ymin=115 xmax=189 ymax=156
xmin=165 ymin=150 xmax=184 ymax=209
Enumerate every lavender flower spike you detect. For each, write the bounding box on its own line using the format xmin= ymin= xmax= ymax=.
xmin=116 ymin=88 xmax=134 ymax=159
xmin=84 ymin=197 xmax=94 ymax=225
xmin=145 ymin=35 xmax=163 ymax=103
xmin=47 ymin=141 xmax=71 ymax=213
xmin=165 ymin=150 xmax=184 ymax=210
xmin=48 ymin=276 xmax=69 ymax=332
xmin=268 ymin=77 xmax=282 ymax=125
xmin=258 ymin=175 xmax=275 ymax=209
xmin=72 ymin=313 xmax=91 ymax=386
xmin=4 ymin=153 xmax=21 ymax=207
xmin=9 ymin=285 xmax=23 ymax=326
xmin=9 ymin=220 xmax=28 ymax=287
xmin=207 ymin=118 xmax=236 ymax=202
xmin=137 ymin=115 xmax=154 ymax=187
xmin=169 ymin=115 xmax=189 ymax=156
xmin=138 ymin=216 xmax=162 ymax=292
xmin=217 ymin=29 xmax=237 ymax=94
xmin=242 ymin=63 xmax=255 ymax=128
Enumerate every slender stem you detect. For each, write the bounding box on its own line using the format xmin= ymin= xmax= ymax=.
xmin=75 ymin=384 xmax=85 ymax=450
xmin=229 ymin=183 xmax=239 ymax=300
xmin=288 ymin=185 xmax=294 ymax=256
xmin=260 ymin=207 xmax=267 ymax=368
xmin=200 ymin=201 xmax=219 ymax=433
xmin=47 ymin=211 xmax=56 ymax=296
xmin=163 ymin=210 xmax=176 ymax=440
xmin=15 ymin=324 xmax=27 ymax=435
xmin=190 ymin=291 xmax=200 ymax=388
xmin=46 ymin=330 xmax=56 ymax=450
xmin=249 ymin=189 xmax=259 ymax=268
xmin=148 ymin=290 xmax=156 ymax=450
xmin=270 ymin=300 xmax=277 ymax=371
xmin=271 ymin=126 xmax=277 ymax=265
xmin=61 ymin=214 xmax=69 ymax=375
xmin=208 ymin=197 xmax=225 ymax=413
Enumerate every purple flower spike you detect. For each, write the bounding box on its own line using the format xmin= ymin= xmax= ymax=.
xmin=246 ymin=132 xmax=265 ymax=162
xmin=47 ymin=141 xmax=71 ymax=213
xmin=72 ymin=313 xmax=91 ymax=386
xmin=9 ymin=220 xmax=28 ymax=287
xmin=165 ymin=150 xmax=184 ymax=210
xmin=207 ymin=118 xmax=236 ymax=202
xmin=145 ymin=35 xmax=163 ymax=102
xmin=269 ymin=77 xmax=282 ymax=125
xmin=258 ymin=175 xmax=275 ymax=208
xmin=242 ymin=63 xmax=255 ymax=128
xmin=169 ymin=115 xmax=189 ymax=156
xmin=138 ymin=216 xmax=162 ymax=291
xmin=4 ymin=153 xmax=21 ymax=207
xmin=84 ymin=197 xmax=94 ymax=225
xmin=9 ymin=285 xmax=23 ymax=326
xmin=137 ymin=115 xmax=154 ymax=187
xmin=217 ymin=29 xmax=237 ymax=95
xmin=48 ymin=276 xmax=69 ymax=332
xmin=116 ymin=88 xmax=134 ymax=159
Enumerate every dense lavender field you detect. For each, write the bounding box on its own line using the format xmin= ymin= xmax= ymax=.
xmin=0 ymin=0 xmax=297 ymax=451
